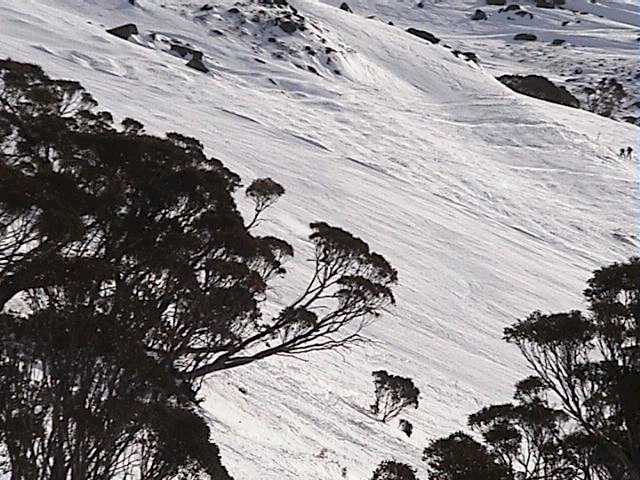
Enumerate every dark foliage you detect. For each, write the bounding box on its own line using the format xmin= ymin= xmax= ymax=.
xmin=423 ymin=431 xmax=512 ymax=480
xmin=468 ymin=380 xmax=574 ymax=479
xmin=399 ymin=418 xmax=413 ymax=438
xmin=370 ymin=370 xmax=419 ymax=422
xmin=424 ymin=258 xmax=640 ymax=480
xmin=504 ymin=257 xmax=640 ymax=479
xmin=371 ymin=460 xmax=418 ymax=480
xmin=0 ymin=59 xmax=397 ymax=478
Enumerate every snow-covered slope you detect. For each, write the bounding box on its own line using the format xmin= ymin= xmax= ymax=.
xmin=0 ymin=0 xmax=637 ymax=478
xmin=325 ymin=0 xmax=640 ymax=122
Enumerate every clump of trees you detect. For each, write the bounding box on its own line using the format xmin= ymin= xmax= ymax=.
xmin=0 ymin=59 xmax=397 ymax=478
xmin=423 ymin=257 xmax=640 ymax=480
xmin=423 ymin=431 xmax=511 ymax=480
xmin=370 ymin=370 xmax=420 ymax=422
xmin=584 ymin=77 xmax=627 ymax=118
xmin=371 ymin=460 xmax=418 ymax=480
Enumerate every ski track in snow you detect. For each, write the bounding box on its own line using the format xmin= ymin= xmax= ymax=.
xmin=0 ymin=0 xmax=638 ymax=478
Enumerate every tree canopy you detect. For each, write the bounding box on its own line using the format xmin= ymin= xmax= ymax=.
xmin=0 ymin=58 xmax=397 ymax=478
xmin=425 ymin=257 xmax=640 ymax=480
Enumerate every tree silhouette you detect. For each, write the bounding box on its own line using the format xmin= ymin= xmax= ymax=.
xmin=423 ymin=432 xmax=511 ymax=480
xmin=504 ymin=257 xmax=640 ymax=478
xmin=0 ymin=58 xmax=397 ymax=478
xmin=370 ymin=370 xmax=419 ymax=422
xmin=371 ymin=460 xmax=418 ymax=480
xmin=424 ymin=258 xmax=640 ymax=480
xmin=468 ymin=377 xmax=571 ymax=479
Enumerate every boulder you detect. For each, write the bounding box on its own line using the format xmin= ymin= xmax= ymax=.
xmin=513 ymin=33 xmax=537 ymax=41
xmin=187 ymin=57 xmax=209 ymax=73
xmin=498 ymin=74 xmax=580 ymax=108
xmin=406 ymin=28 xmax=440 ymax=44
xmin=339 ymin=2 xmax=353 ymax=12
xmin=106 ymin=23 xmax=138 ymax=40
xmin=453 ymin=50 xmax=479 ymax=63
xmin=471 ymin=9 xmax=488 ymax=20
xmin=278 ymin=20 xmax=298 ymax=33
xmin=170 ymin=43 xmax=203 ymax=60
xmin=460 ymin=51 xmax=479 ymax=63
xmin=551 ymin=38 xmax=565 ymax=45
xmin=514 ymin=10 xmax=533 ymax=18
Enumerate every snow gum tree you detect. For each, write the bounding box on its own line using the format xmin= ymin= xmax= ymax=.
xmin=371 ymin=460 xmax=418 ymax=480
xmin=425 ymin=258 xmax=640 ymax=480
xmin=0 ymin=59 xmax=397 ymax=478
xmin=504 ymin=257 xmax=640 ymax=479
xmin=370 ymin=370 xmax=419 ymax=422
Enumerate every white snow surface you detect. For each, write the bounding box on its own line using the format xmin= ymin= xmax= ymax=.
xmin=0 ymin=0 xmax=638 ymax=478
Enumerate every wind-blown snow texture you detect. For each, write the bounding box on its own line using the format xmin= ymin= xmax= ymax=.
xmin=0 ymin=0 xmax=638 ymax=478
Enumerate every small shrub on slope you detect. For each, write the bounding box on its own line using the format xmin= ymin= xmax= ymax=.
xmin=370 ymin=370 xmax=419 ymax=422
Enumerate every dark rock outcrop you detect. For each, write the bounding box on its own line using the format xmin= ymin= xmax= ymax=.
xmin=514 ymin=10 xmax=534 ymax=18
xmin=187 ymin=57 xmax=209 ymax=73
xmin=106 ymin=23 xmax=138 ymax=40
xmin=513 ymin=33 xmax=537 ymax=41
xmin=278 ymin=20 xmax=299 ymax=33
xmin=170 ymin=43 xmax=203 ymax=60
xmin=498 ymin=74 xmax=580 ymax=108
xmin=471 ymin=9 xmax=487 ymax=20
xmin=339 ymin=2 xmax=353 ymax=13
xmin=406 ymin=28 xmax=440 ymax=44
xmin=486 ymin=0 xmax=506 ymax=5
xmin=453 ymin=50 xmax=479 ymax=63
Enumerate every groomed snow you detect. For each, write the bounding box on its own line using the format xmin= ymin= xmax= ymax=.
xmin=0 ymin=0 xmax=637 ymax=478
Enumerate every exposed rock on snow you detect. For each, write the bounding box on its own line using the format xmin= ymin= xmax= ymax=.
xmin=405 ymin=27 xmax=440 ymax=44
xmin=187 ymin=56 xmax=209 ymax=72
xmin=498 ymin=74 xmax=580 ymax=108
xmin=471 ymin=9 xmax=488 ymax=20
xmin=514 ymin=32 xmax=537 ymax=41
xmin=106 ymin=23 xmax=138 ymax=40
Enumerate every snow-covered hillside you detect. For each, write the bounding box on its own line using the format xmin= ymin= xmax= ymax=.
xmin=327 ymin=0 xmax=640 ymax=122
xmin=0 ymin=0 xmax=637 ymax=478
